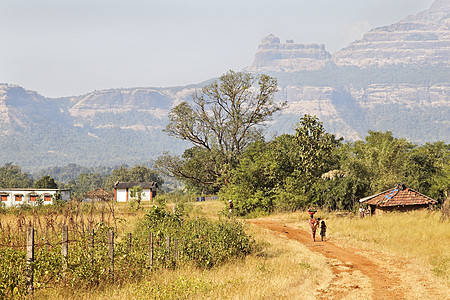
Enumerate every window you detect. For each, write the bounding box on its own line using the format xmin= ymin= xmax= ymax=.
xmin=30 ymin=195 xmax=37 ymax=202
xmin=1 ymin=195 xmax=7 ymax=201
xmin=15 ymin=195 xmax=23 ymax=201
xmin=44 ymin=195 xmax=52 ymax=202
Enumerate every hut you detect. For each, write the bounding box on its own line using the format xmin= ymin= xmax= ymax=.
xmin=113 ymin=182 xmax=158 ymax=203
xmin=83 ymin=188 xmax=114 ymax=202
xmin=359 ymin=184 xmax=437 ymax=215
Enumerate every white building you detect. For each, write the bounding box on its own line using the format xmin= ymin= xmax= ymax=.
xmin=0 ymin=188 xmax=70 ymax=208
xmin=114 ymin=182 xmax=158 ymax=202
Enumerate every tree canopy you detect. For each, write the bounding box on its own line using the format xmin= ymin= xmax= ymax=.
xmin=159 ymin=70 xmax=285 ymax=192
xmin=0 ymin=163 xmax=33 ymax=188
xmin=218 ymin=117 xmax=449 ymax=215
xmin=34 ymin=175 xmax=58 ymax=189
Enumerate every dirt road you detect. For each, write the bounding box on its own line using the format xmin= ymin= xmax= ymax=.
xmin=250 ymin=219 xmax=405 ymax=299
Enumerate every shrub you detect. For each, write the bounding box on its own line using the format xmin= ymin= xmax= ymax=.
xmin=138 ymin=206 xmax=256 ymax=268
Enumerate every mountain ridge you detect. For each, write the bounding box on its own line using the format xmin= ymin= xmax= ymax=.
xmin=0 ymin=0 xmax=448 ymax=171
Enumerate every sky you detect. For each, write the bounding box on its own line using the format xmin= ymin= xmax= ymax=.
xmin=0 ymin=0 xmax=435 ymax=98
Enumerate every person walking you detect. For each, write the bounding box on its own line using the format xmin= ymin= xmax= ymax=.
xmin=308 ymin=212 xmax=318 ymax=241
xmin=320 ymin=220 xmax=327 ymax=241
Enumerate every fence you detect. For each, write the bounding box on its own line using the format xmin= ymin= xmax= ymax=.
xmin=0 ymin=206 xmax=254 ymax=298
xmin=12 ymin=226 xmax=183 ymax=296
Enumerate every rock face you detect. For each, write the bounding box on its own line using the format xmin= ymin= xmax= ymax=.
xmin=333 ymin=0 xmax=450 ymax=66
xmin=249 ymin=1 xmax=449 ymax=70
xmin=255 ymin=0 xmax=449 ymax=144
xmin=0 ymin=84 xmax=193 ymax=170
xmin=0 ymin=84 xmax=72 ymax=135
xmin=246 ymin=34 xmax=331 ymax=72
xmin=0 ymin=0 xmax=448 ymax=170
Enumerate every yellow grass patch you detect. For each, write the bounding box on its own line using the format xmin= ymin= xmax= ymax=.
xmin=43 ymin=223 xmax=332 ymax=300
xmin=269 ymin=209 xmax=450 ymax=291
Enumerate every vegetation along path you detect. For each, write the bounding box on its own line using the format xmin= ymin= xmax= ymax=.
xmin=250 ymin=219 xmax=406 ymax=300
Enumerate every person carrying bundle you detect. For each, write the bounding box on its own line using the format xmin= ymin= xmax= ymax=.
xmin=308 ymin=209 xmax=318 ymax=241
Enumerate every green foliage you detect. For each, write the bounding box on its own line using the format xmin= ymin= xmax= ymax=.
xmin=221 ymin=115 xmax=342 ymax=215
xmin=404 ymin=142 xmax=450 ymax=202
xmin=160 ymin=70 xmax=285 ymax=192
xmin=156 ymin=147 xmax=224 ymax=194
xmin=0 ymin=163 xmax=33 ymax=188
xmin=33 ymin=175 xmax=58 ymax=189
xmin=105 ymin=165 xmax=163 ymax=191
xmin=221 ymin=113 xmax=449 ymax=215
xmin=129 ymin=186 xmax=143 ymax=210
xmin=137 ymin=206 xmax=256 ymax=268
xmin=0 ymin=248 xmax=26 ymax=298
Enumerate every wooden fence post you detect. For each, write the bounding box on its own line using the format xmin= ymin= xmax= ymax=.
xmin=149 ymin=232 xmax=153 ymax=268
xmin=90 ymin=229 xmax=95 ymax=266
xmin=108 ymin=229 xmax=114 ymax=281
xmin=26 ymin=227 xmax=34 ymax=295
xmin=174 ymin=238 xmax=178 ymax=263
xmin=62 ymin=225 xmax=68 ymax=273
xmin=166 ymin=236 xmax=171 ymax=258
xmin=127 ymin=232 xmax=132 ymax=253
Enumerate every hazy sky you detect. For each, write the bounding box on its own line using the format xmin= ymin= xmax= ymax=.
xmin=0 ymin=0 xmax=435 ymax=97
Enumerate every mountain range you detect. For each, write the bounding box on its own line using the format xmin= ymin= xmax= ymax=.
xmin=1 ymin=0 xmax=449 ymax=171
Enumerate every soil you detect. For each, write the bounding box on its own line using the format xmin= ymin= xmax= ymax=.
xmin=250 ymin=219 xmax=406 ymax=300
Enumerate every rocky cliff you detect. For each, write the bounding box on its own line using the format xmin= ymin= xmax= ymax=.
xmin=246 ymin=34 xmax=331 ymax=72
xmin=333 ymin=0 xmax=450 ymax=67
xmin=0 ymin=0 xmax=448 ymax=170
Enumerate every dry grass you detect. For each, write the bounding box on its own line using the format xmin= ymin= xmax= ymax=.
xmin=48 ymin=223 xmax=332 ymax=300
xmin=326 ymin=211 xmax=449 ymax=281
xmin=269 ymin=209 xmax=450 ymax=294
xmin=6 ymin=201 xmax=449 ymax=299
xmin=30 ymin=200 xmax=335 ymax=299
xmin=271 ymin=210 xmax=449 ymax=269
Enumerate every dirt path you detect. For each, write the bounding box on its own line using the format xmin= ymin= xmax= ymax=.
xmin=249 ymin=219 xmax=405 ymax=300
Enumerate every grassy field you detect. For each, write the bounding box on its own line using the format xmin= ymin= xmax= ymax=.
xmin=23 ymin=200 xmax=331 ymax=299
xmin=269 ymin=209 xmax=450 ymax=287
xmin=1 ymin=200 xmax=449 ymax=299
xmin=48 ymin=224 xmax=331 ymax=299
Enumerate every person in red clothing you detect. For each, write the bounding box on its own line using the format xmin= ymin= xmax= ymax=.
xmin=308 ymin=209 xmax=318 ymax=241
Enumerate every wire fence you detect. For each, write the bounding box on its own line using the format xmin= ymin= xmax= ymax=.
xmin=1 ymin=225 xmax=183 ymax=297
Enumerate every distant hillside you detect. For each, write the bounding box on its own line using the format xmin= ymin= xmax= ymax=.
xmin=0 ymin=0 xmax=448 ymax=171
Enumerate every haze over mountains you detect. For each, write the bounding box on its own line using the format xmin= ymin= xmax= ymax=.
xmin=1 ymin=0 xmax=449 ymax=171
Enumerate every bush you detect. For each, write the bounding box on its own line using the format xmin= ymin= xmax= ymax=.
xmin=137 ymin=206 xmax=256 ymax=268
xmin=0 ymin=248 xmax=26 ymax=298
xmin=0 ymin=206 xmax=256 ymax=296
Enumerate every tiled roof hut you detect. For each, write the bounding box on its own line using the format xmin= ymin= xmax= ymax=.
xmin=359 ymin=184 xmax=437 ymax=215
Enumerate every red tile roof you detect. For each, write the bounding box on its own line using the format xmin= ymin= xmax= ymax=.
xmin=360 ymin=187 xmax=436 ymax=207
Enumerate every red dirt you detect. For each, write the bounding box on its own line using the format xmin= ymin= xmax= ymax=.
xmin=249 ymin=219 xmax=405 ymax=299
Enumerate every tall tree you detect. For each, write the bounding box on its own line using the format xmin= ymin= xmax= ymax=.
xmin=105 ymin=165 xmax=163 ymax=190
xmin=294 ymin=115 xmax=342 ymax=187
xmin=220 ymin=115 xmax=342 ymax=214
xmin=160 ymin=70 xmax=285 ymax=190
xmin=352 ymin=131 xmax=414 ymax=192
xmin=0 ymin=163 xmax=33 ymax=188
xmin=404 ymin=141 xmax=449 ymax=202
xmin=34 ymin=175 xmax=58 ymax=189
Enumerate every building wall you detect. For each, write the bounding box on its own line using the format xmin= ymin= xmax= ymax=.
xmin=374 ymin=204 xmax=429 ymax=215
xmin=115 ymin=188 xmax=153 ymax=202
xmin=116 ymin=189 xmax=128 ymax=202
xmin=0 ymin=189 xmax=70 ymax=208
